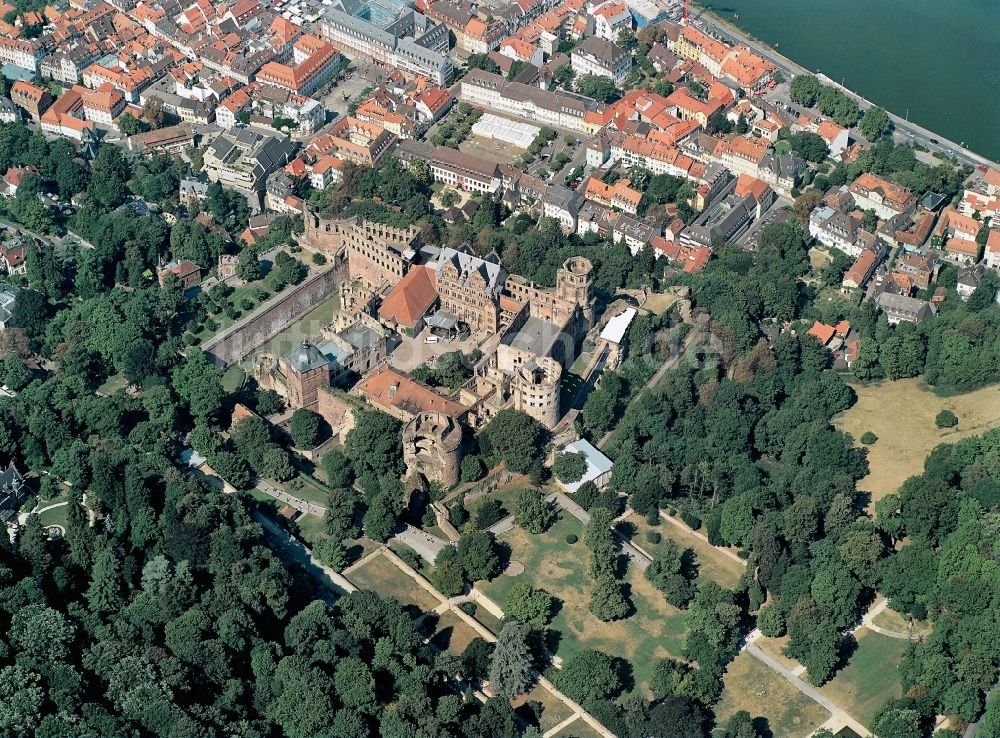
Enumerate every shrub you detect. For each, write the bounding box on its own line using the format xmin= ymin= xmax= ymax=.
xmin=566 ymin=534 xmax=578 ymax=544
xmin=936 ymin=410 xmax=958 ymax=428
xmin=646 ymin=531 xmax=661 ymax=545
xmin=680 ymin=510 xmax=701 ymax=530
xmin=860 ymin=431 xmax=878 ymax=445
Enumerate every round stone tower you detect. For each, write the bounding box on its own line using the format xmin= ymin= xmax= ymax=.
xmin=512 ymin=357 xmax=561 ymax=429
xmin=556 ymin=256 xmax=595 ymax=327
xmin=403 ymin=411 xmax=464 ymax=487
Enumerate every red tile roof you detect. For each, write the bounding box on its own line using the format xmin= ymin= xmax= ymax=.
xmin=377 ymin=265 xmax=438 ymax=328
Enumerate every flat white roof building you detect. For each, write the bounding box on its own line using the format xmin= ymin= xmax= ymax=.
xmin=471 ymin=112 xmax=541 ymax=149
xmin=599 ymin=307 xmax=637 ymax=346
xmin=558 ymin=438 xmax=614 ymax=494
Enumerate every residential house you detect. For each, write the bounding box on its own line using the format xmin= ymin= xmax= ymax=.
xmin=157 ymin=259 xmax=203 ymax=288
xmin=590 ymin=0 xmax=631 ymax=41
xmin=986 ymin=230 xmax=1000 ymax=271
xmin=876 ymin=291 xmax=936 ymax=324
xmin=10 ymin=80 xmax=51 ymax=121
xmin=956 ymin=264 xmax=988 ymax=301
xmin=849 ymin=172 xmax=916 ymax=220
xmin=0 ymin=462 xmax=27 ymax=523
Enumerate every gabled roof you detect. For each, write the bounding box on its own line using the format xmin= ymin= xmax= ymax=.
xmin=356 ymin=365 xmax=467 ymax=418
xmin=378 ymin=265 xmax=438 ymax=328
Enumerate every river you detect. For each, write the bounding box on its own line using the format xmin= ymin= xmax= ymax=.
xmin=697 ymin=0 xmax=1000 ymax=161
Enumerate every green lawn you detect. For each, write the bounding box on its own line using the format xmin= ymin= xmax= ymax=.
xmin=346 ymin=553 xmax=442 ymax=615
xmin=478 ymin=513 xmax=687 ymax=693
xmin=34 ymin=502 xmax=69 ymax=530
xmin=97 ymin=373 xmax=128 ymax=395
xmin=617 ymin=513 xmax=746 ymax=589
xmin=428 ymin=610 xmax=480 ymax=655
xmin=295 ymin=513 xmax=328 ymax=548
xmin=552 ymin=717 xmax=604 ymax=738
xmin=472 ymin=605 xmax=502 ymax=635
xmin=513 ymin=684 xmax=575 ymax=734
xmin=274 ymin=473 xmax=332 ymax=507
xmin=717 ymin=651 xmax=831 ymax=737
xmin=459 ymin=475 xmax=535 ymax=524
xmin=256 ymin=293 xmax=342 ymax=359
xmin=818 ymin=629 xmax=909 ymax=727
xmin=222 ymin=365 xmax=247 ymax=393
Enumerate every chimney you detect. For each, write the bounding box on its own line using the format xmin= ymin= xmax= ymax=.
xmin=388 ymin=382 xmax=398 ymax=399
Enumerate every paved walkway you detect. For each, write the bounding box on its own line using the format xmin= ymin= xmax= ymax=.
xmin=744 ymin=630 xmax=869 ymax=738
xmin=487 ymin=514 xmax=515 ymax=536
xmin=547 ymin=491 xmax=651 ymax=571
xmin=393 ymin=524 xmax=450 ymax=563
xmin=17 ymin=500 xmax=68 ymax=525
xmin=256 ymin=480 xmax=326 ymax=517
xmin=857 ymin=598 xmax=920 ymax=640
xmin=254 ymin=511 xmax=355 ymax=598
xmin=597 ymin=328 xmax=702 ymax=449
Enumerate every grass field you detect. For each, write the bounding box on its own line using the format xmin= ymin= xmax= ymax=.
xmin=818 ymin=630 xmax=909 ymax=727
xmin=274 ymin=474 xmax=332 ymax=507
xmin=464 ymin=476 xmax=534 ymax=521
xmin=256 ymin=293 xmax=342 ymax=359
xmin=513 ymin=684 xmax=576 ymax=734
xmin=472 ymin=605 xmax=502 ymax=635
xmin=870 ymin=606 xmax=931 ymax=638
xmin=478 ymin=514 xmax=687 ymax=693
xmin=551 ymin=716 xmax=605 ymax=738
xmin=222 ymin=365 xmax=247 ymax=393
xmin=617 ymin=513 xmax=746 ymax=590
xmin=717 ymin=652 xmax=831 ymax=737
xmin=345 ymin=553 xmax=442 ymax=614
xmin=751 ymin=633 xmax=802 ymax=673
xmin=640 ymin=291 xmax=680 ymax=315
xmin=33 ymin=502 xmax=69 ymax=531
xmin=294 ymin=513 xmax=328 ymax=547
xmin=428 ymin=610 xmax=481 ymax=655
xmin=834 ymin=378 xmax=1000 ymax=502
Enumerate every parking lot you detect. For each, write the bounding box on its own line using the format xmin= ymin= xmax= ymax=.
xmin=738 ymin=199 xmax=795 ymax=250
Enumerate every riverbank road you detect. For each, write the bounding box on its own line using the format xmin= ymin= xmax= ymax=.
xmin=691 ymin=14 xmax=998 ymax=169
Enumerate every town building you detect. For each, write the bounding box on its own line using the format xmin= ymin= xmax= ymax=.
xmin=460 ymin=68 xmax=601 ymax=132
xmin=203 ymin=129 xmax=297 ymax=193
xmin=395 ymin=139 xmax=502 ymax=193
xmin=319 ymin=7 xmax=454 ymax=85
xmin=876 ymin=291 xmax=936 ymax=324
xmin=10 ymin=80 xmax=51 ymax=121
xmin=849 ymin=172 xmax=917 ymax=220
xmin=256 ymin=34 xmax=342 ymax=95
xmin=570 ymin=36 xmax=632 ymax=83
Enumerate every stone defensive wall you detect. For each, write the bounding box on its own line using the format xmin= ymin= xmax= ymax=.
xmin=202 ymin=256 xmax=347 ymax=368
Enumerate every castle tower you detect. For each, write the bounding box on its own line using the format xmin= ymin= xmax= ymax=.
xmin=512 ymin=357 xmax=561 ymax=429
xmin=279 ymin=342 xmax=331 ymax=409
xmin=403 ymin=412 xmax=464 ymax=487
xmin=556 ymin=256 xmax=595 ymax=327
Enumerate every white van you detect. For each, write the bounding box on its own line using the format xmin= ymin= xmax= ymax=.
xmin=424 ymin=335 xmax=439 ymax=344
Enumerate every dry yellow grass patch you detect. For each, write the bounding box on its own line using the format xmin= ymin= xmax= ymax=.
xmin=833 ymin=378 xmax=1000 ymax=502
xmin=717 ymin=652 xmax=830 ymax=737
